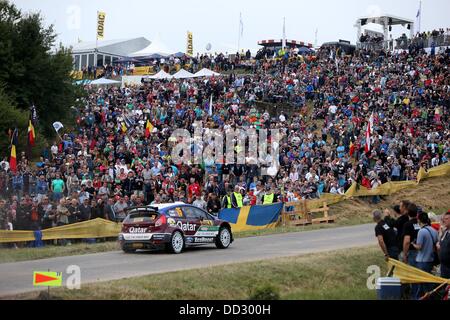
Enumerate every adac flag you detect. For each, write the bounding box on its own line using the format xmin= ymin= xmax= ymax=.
xmin=28 ymin=119 xmax=35 ymax=147
xmin=218 ymin=203 xmax=283 ymax=232
xmin=145 ymin=119 xmax=153 ymax=138
xmin=10 ymin=128 xmax=18 ymax=173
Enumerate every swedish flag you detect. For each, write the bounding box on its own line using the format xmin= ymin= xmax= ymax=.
xmin=218 ymin=203 xmax=283 ymax=232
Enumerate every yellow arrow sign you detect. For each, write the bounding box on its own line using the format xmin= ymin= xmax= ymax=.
xmin=33 ymin=271 xmax=63 ymax=287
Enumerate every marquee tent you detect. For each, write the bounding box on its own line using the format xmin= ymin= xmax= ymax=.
xmin=173 ymin=69 xmax=196 ymax=79
xmin=90 ymin=78 xmax=121 ymax=86
xmin=194 ymin=68 xmax=221 ymax=77
xmin=129 ymin=36 xmax=176 ymax=58
xmin=147 ymin=70 xmax=173 ymax=80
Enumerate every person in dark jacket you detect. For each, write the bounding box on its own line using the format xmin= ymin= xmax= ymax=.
xmin=438 ymin=210 xmax=450 ymax=279
xmin=207 ymin=193 xmax=221 ymax=216
xmin=78 ymin=198 xmax=91 ymax=221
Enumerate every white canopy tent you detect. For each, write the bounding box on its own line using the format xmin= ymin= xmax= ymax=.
xmin=90 ymin=78 xmax=121 ymax=86
xmin=129 ymin=36 xmax=176 ymax=58
xmin=147 ymin=70 xmax=173 ymax=80
xmin=173 ymin=69 xmax=196 ymax=79
xmin=194 ymin=68 xmax=221 ymax=77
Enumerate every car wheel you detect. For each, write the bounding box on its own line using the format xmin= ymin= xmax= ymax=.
xmin=167 ymin=231 xmax=184 ymax=254
xmin=215 ymin=226 xmax=232 ymax=249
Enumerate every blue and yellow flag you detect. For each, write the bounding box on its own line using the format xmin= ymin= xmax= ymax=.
xmin=218 ymin=203 xmax=283 ymax=232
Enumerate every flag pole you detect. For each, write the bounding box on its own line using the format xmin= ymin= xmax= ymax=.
xmin=95 ymin=11 xmax=98 ymax=79
xmin=418 ymin=1 xmax=422 ymax=34
xmin=237 ymin=12 xmax=241 ymax=54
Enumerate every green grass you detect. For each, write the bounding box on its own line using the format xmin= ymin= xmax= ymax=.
xmin=11 ymin=246 xmax=385 ymax=300
xmin=0 ymin=241 xmax=120 ymax=264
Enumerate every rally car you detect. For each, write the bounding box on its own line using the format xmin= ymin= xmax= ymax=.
xmin=118 ymin=202 xmax=233 ymax=254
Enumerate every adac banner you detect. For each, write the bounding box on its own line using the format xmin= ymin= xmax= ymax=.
xmin=97 ymin=11 xmax=106 ymax=40
xmin=218 ymin=203 xmax=283 ymax=232
xmin=186 ymin=31 xmax=193 ymax=56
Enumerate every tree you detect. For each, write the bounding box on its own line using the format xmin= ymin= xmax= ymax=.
xmin=0 ymin=0 xmax=84 ymax=141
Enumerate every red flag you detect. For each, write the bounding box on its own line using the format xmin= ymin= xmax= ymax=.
xmin=365 ymin=113 xmax=373 ymax=153
xmin=349 ymin=141 xmax=355 ymax=156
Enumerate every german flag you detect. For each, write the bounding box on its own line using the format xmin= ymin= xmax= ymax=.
xmin=28 ymin=119 xmax=35 ymax=147
xmin=145 ymin=119 xmax=153 ymax=138
xmin=9 ymin=128 xmax=18 ymax=173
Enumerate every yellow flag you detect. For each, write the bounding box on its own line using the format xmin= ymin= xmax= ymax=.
xmin=121 ymin=122 xmax=127 ymax=133
xmin=97 ymin=11 xmax=106 ymax=40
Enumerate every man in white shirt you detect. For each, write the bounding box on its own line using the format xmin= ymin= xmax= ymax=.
xmin=51 ymin=142 xmax=59 ymax=157
xmin=329 ymin=104 xmax=338 ymax=119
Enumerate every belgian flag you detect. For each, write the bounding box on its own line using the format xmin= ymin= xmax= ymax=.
xmin=9 ymin=128 xmax=18 ymax=173
xmin=28 ymin=119 xmax=35 ymax=147
xmin=145 ymin=119 xmax=153 ymax=138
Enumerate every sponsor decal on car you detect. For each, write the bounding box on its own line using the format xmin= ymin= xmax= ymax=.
xmin=198 ymin=226 xmax=219 ymax=232
xmin=194 ymin=237 xmax=215 ymax=243
xmin=128 ymin=227 xmax=148 ymax=233
xmin=176 ymin=221 xmax=197 ymax=231
xmin=194 ymin=225 xmax=220 ymax=237
xmin=167 ymin=218 xmax=176 ymax=225
xmin=122 ymin=233 xmax=153 ymax=241
xmin=186 ymin=237 xmax=194 ymax=243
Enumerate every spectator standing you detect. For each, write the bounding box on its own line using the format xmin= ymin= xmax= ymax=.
xmin=437 ymin=210 xmax=450 ymax=279
xmin=412 ymin=211 xmax=439 ymax=299
xmin=373 ymin=209 xmax=400 ymax=260
xmin=51 ymin=173 xmax=65 ymax=202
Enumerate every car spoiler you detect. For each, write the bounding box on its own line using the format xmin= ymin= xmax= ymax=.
xmin=124 ymin=206 xmax=160 ymax=214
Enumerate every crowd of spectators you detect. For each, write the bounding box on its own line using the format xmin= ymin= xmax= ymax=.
xmin=0 ymin=40 xmax=449 ymax=236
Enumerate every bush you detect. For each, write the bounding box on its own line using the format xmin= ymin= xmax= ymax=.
xmin=249 ymin=284 xmax=280 ymax=300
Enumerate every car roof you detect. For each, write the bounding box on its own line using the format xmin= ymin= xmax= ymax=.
xmin=151 ymin=202 xmax=186 ymax=211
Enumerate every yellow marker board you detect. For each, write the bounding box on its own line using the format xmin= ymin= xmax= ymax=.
xmin=33 ymin=271 xmax=63 ymax=287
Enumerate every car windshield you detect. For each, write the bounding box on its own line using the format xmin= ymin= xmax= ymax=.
xmin=123 ymin=211 xmax=158 ymax=223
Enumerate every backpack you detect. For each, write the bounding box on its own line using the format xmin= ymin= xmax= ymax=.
xmin=424 ymin=227 xmax=440 ymax=266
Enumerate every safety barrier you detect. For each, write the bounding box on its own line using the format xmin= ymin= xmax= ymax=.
xmin=282 ymin=201 xmax=335 ymax=226
xmin=0 ymin=218 xmax=121 ymax=243
xmin=387 ymin=258 xmax=450 ymax=285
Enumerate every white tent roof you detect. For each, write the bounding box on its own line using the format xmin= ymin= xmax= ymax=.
xmin=129 ymin=36 xmax=176 ymax=58
xmin=90 ymin=78 xmax=121 ymax=85
xmin=173 ymin=69 xmax=196 ymax=79
xmin=147 ymin=70 xmax=173 ymax=80
xmin=194 ymin=68 xmax=221 ymax=77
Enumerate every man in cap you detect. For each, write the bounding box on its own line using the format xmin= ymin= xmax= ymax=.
xmin=261 ymin=185 xmax=278 ymax=205
xmin=230 ymin=185 xmax=243 ymax=208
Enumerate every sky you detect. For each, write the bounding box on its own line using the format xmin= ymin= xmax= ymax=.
xmin=12 ymin=0 xmax=450 ymax=54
